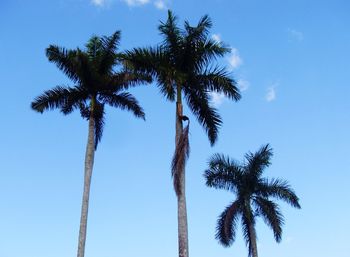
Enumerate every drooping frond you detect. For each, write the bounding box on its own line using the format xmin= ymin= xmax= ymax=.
xmin=100 ymin=92 xmax=145 ymax=120
xmin=253 ymin=197 xmax=284 ymax=242
xmin=245 ymin=144 xmax=273 ymax=178
xmin=258 ymin=178 xmax=301 ymax=209
xmin=183 ymin=86 xmax=221 ymax=145
xmin=216 ymin=200 xmax=241 ymax=247
xmin=46 ymin=45 xmax=79 ymax=82
xmin=92 ymin=101 xmax=105 ymax=148
xmin=198 ymin=67 xmax=241 ymax=101
xmin=204 ymin=154 xmax=242 ymax=192
xmin=31 ymin=86 xmax=87 ymax=114
xmin=171 ymin=121 xmax=190 ymax=196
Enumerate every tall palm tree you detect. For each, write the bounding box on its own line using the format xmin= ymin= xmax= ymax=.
xmin=204 ymin=144 xmax=301 ymax=257
xmin=31 ymin=31 xmax=150 ymax=257
xmin=125 ymin=11 xmax=241 ymax=257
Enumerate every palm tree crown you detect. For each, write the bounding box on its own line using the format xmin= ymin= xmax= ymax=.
xmin=204 ymin=144 xmax=301 ymax=257
xmin=125 ymin=10 xmax=241 ymax=145
xmin=32 ymin=31 xmax=150 ymax=147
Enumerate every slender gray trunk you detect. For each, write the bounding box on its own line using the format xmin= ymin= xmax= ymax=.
xmin=175 ymin=90 xmax=189 ymax=257
xmin=77 ymin=105 xmax=95 ymax=257
xmin=249 ymin=223 xmax=258 ymax=257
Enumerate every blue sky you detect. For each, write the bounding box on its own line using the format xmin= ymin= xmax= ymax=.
xmin=0 ymin=1 xmax=349 ymax=257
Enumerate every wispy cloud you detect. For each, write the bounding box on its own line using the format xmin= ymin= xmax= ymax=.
xmin=210 ymin=92 xmax=225 ymax=107
xmin=237 ymin=79 xmax=249 ymax=92
xmin=154 ymin=0 xmax=167 ymax=9
xmin=265 ymin=82 xmax=278 ymax=102
xmin=91 ymin=0 xmax=107 ymax=6
xmin=122 ymin=0 xmax=150 ymax=6
xmin=228 ymin=48 xmax=242 ymax=70
xmin=288 ymin=28 xmax=304 ymax=42
xmin=212 ymin=33 xmax=221 ymax=43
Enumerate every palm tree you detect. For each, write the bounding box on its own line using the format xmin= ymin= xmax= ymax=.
xmin=31 ymin=31 xmax=150 ymax=257
xmin=204 ymin=144 xmax=301 ymax=257
xmin=125 ymin=11 xmax=241 ymax=257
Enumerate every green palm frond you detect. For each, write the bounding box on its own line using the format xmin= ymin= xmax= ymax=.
xmin=183 ymin=87 xmax=221 ymax=145
xmin=245 ymin=144 xmax=272 ymax=178
xmin=204 ymin=154 xmax=242 ymax=192
xmin=259 ymin=178 xmax=301 ymax=209
xmin=108 ymin=71 xmax=152 ymax=92
xmin=99 ymin=31 xmax=121 ymax=74
xmin=216 ymin=200 xmax=241 ymax=247
xmin=100 ymin=92 xmax=145 ymax=120
xmin=46 ymin=46 xmax=79 ymax=82
xmin=159 ymin=10 xmax=182 ymax=53
xmin=198 ymin=67 xmax=241 ymax=101
xmin=253 ymin=197 xmax=284 ymax=242
xmin=31 ymin=86 xmax=86 ymax=113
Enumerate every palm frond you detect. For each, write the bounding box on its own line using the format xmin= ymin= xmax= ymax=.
xmin=216 ymin=200 xmax=241 ymax=247
xmin=99 ymin=31 xmax=121 ymax=74
xmin=46 ymin=45 xmax=79 ymax=82
xmin=92 ymin=101 xmax=105 ymax=148
xmin=258 ymin=178 xmax=301 ymax=209
xmin=171 ymin=122 xmax=190 ymax=196
xmin=107 ymin=71 xmax=152 ymax=92
xmin=75 ymin=50 xmax=95 ymax=88
xmin=100 ymin=92 xmax=145 ymax=120
xmin=245 ymin=144 xmax=272 ymax=178
xmin=183 ymin=87 xmax=221 ymax=145
xmin=31 ymin=85 xmax=86 ymax=113
xmin=159 ymin=10 xmax=182 ymax=53
xmin=198 ymin=67 xmax=241 ymax=101
xmin=204 ymin=153 xmax=242 ymax=192
xmin=253 ymin=197 xmax=284 ymax=242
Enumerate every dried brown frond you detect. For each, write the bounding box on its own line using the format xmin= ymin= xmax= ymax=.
xmin=171 ymin=122 xmax=190 ymax=196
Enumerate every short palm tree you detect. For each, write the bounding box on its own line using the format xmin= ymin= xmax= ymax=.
xmin=204 ymin=144 xmax=301 ymax=257
xmin=125 ymin=11 xmax=241 ymax=257
xmin=31 ymin=31 xmax=150 ymax=257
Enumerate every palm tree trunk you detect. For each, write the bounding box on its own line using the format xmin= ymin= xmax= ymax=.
xmin=249 ymin=224 xmax=258 ymax=257
xmin=77 ymin=103 xmax=96 ymax=257
xmin=175 ymin=86 xmax=189 ymax=257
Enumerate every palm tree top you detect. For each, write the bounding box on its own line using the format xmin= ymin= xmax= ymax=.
xmin=125 ymin=11 xmax=241 ymax=145
xmin=31 ymin=31 xmax=151 ymax=148
xmin=204 ymin=144 xmax=301 ymax=252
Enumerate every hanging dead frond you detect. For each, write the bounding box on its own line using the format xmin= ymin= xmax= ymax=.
xmin=171 ymin=119 xmax=190 ymax=196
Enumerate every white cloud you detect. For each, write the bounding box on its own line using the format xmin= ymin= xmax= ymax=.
xmin=288 ymin=28 xmax=304 ymax=42
xmin=91 ymin=0 xmax=106 ymax=6
xmin=212 ymin=34 xmax=221 ymax=43
xmin=237 ymin=79 xmax=249 ymax=92
xmin=154 ymin=0 xmax=166 ymax=9
xmin=210 ymin=92 xmax=225 ymax=107
xmin=122 ymin=0 xmax=150 ymax=6
xmin=265 ymin=83 xmax=278 ymax=102
xmin=228 ymin=48 xmax=242 ymax=70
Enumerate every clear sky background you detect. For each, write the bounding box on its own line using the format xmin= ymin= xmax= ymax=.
xmin=0 ymin=1 xmax=349 ymax=257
